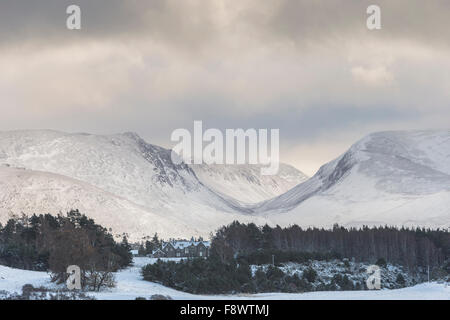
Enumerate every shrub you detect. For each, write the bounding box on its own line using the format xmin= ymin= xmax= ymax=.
xmin=302 ymin=267 xmax=318 ymax=283
xmin=396 ymin=274 xmax=406 ymax=286
xmin=375 ymin=258 xmax=387 ymax=268
xmin=150 ymin=294 xmax=172 ymax=300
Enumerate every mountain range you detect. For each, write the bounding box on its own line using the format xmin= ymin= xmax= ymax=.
xmin=0 ymin=129 xmax=448 ymax=240
xmin=0 ymin=130 xmax=305 ymax=239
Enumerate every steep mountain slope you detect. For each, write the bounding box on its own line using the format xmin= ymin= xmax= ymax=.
xmin=191 ymin=163 xmax=308 ymax=203
xmin=0 ymin=130 xmax=235 ymax=212
xmin=0 ymin=130 xmax=449 ymax=238
xmin=254 ymin=131 xmax=450 ymax=229
xmin=0 ymin=166 xmax=190 ymax=239
xmin=0 ymin=130 xmax=266 ymax=238
xmin=0 ymin=165 xmax=269 ymax=240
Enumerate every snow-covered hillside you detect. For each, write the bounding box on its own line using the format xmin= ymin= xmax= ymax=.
xmin=0 ymin=130 xmax=267 ymax=239
xmin=0 ymin=130 xmax=230 ymax=211
xmin=192 ymin=163 xmax=308 ymax=203
xmin=0 ymin=130 xmax=449 ymax=239
xmin=0 ymin=166 xmax=235 ymax=240
xmin=253 ymin=131 xmax=450 ymax=229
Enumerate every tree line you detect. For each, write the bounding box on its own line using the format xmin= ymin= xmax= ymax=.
xmin=142 ymin=221 xmax=449 ymax=294
xmin=211 ymin=222 xmax=449 ymax=269
xmin=0 ymin=210 xmax=132 ymax=290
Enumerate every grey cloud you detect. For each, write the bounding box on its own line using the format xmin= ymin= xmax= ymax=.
xmin=1 ymin=1 xmax=450 ymax=51
xmin=243 ymin=0 xmax=450 ymax=50
xmin=0 ymin=0 xmax=220 ymax=53
xmin=0 ymin=0 xmax=449 ymax=173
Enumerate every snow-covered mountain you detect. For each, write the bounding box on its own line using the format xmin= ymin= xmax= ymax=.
xmin=0 ymin=130 xmax=268 ymax=238
xmin=191 ymin=163 xmax=308 ymax=203
xmin=0 ymin=129 xmax=449 ymax=239
xmin=252 ymin=130 xmax=450 ymax=229
xmin=0 ymin=166 xmax=192 ymax=238
xmin=0 ymin=130 xmax=226 ymax=210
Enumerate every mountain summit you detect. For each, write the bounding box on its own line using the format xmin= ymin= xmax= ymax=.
xmin=253 ymin=130 xmax=450 ymax=229
xmin=0 ymin=130 xmax=304 ymax=238
xmin=0 ymin=130 xmax=448 ymax=238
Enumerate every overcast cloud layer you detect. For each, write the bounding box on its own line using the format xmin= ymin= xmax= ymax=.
xmin=0 ymin=0 xmax=449 ymax=175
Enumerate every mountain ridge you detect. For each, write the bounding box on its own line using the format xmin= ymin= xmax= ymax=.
xmin=0 ymin=129 xmax=305 ymax=238
xmin=0 ymin=129 xmax=449 ymax=238
xmin=251 ymin=130 xmax=450 ymax=229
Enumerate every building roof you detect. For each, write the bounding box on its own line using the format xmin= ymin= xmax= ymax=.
xmin=162 ymin=240 xmax=210 ymax=250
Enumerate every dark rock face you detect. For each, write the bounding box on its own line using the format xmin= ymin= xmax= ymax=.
xmin=129 ymin=132 xmax=198 ymax=190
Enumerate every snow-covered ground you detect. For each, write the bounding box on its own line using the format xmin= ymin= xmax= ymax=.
xmin=1 ymin=258 xmax=448 ymax=300
xmin=0 ymin=264 xmax=51 ymax=294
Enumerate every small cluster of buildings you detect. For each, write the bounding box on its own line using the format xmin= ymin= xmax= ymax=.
xmin=154 ymin=239 xmax=211 ymax=258
xmin=132 ymin=238 xmax=211 ymax=258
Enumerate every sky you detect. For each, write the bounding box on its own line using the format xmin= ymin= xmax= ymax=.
xmin=0 ymin=0 xmax=449 ymax=175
